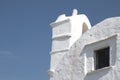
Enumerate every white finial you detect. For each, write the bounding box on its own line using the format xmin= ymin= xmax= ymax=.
xmin=72 ymin=9 xmax=78 ymax=16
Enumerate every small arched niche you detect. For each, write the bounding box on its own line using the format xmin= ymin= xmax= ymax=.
xmin=82 ymin=22 xmax=89 ymax=34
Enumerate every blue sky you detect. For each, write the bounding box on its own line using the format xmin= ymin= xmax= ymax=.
xmin=0 ymin=0 xmax=120 ymax=80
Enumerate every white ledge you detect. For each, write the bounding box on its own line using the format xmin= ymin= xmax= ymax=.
xmin=50 ymin=48 xmax=69 ymax=55
xmin=85 ymin=34 xmax=117 ymax=47
xmin=50 ymin=19 xmax=70 ymax=28
xmin=52 ymin=33 xmax=71 ymax=40
xmin=87 ymin=66 xmax=112 ymax=75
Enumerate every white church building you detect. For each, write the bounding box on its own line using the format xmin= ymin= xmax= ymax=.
xmin=48 ymin=9 xmax=120 ymax=80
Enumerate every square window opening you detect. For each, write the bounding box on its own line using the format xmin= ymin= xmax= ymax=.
xmin=94 ymin=47 xmax=110 ymax=70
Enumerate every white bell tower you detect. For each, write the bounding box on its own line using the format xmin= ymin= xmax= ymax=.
xmin=48 ymin=9 xmax=91 ymax=78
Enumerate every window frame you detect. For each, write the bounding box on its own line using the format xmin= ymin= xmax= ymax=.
xmin=84 ymin=34 xmax=117 ymax=74
xmin=94 ymin=47 xmax=110 ymax=70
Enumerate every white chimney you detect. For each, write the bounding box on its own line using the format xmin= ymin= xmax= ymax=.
xmin=48 ymin=9 xmax=91 ymax=77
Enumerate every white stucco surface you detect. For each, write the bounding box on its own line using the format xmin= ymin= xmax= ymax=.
xmin=49 ymin=16 xmax=120 ymax=80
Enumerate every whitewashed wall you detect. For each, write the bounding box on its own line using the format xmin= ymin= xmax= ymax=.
xmin=50 ymin=17 xmax=120 ymax=80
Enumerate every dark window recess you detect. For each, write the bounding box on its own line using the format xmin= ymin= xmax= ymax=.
xmin=94 ymin=47 xmax=110 ymax=70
